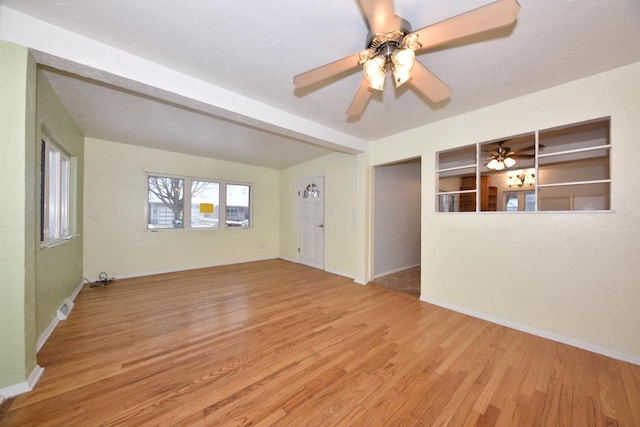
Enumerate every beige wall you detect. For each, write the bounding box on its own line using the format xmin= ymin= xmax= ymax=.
xmin=0 ymin=42 xmax=38 ymax=388
xmin=83 ymin=138 xmax=280 ymax=279
xmin=280 ymin=152 xmax=358 ymax=278
xmin=35 ymin=71 xmax=85 ymax=337
xmin=369 ymin=62 xmax=640 ymax=359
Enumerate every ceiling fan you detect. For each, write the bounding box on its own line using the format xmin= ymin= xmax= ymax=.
xmin=293 ymin=0 xmax=521 ymax=117
xmin=484 ymin=140 xmax=538 ymax=170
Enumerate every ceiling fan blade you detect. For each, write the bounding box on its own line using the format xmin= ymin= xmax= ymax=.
xmin=359 ymin=0 xmax=400 ymax=34
xmin=411 ymin=0 xmax=520 ymax=52
xmin=408 ymin=61 xmax=452 ymax=103
xmin=515 ymin=145 xmax=537 ymax=152
xmin=347 ymin=78 xmax=373 ymax=117
xmin=294 ymin=51 xmax=362 ymax=89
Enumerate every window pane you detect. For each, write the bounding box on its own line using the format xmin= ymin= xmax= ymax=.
xmin=539 ymin=119 xmax=609 ymax=157
xmin=42 ymin=139 xmax=72 ymax=243
xmin=147 ymin=176 xmax=184 ymax=229
xmin=60 ymin=155 xmax=70 ymax=236
xmin=505 ymin=193 xmax=518 ymax=211
xmin=46 ymin=147 xmax=59 ymax=241
xmin=226 ymin=184 xmax=250 ymax=228
xmin=191 ymin=180 xmax=219 ymax=228
xmin=438 ymin=145 xmax=476 ymax=171
xmin=480 ymin=134 xmax=536 ymax=174
xmin=524 ymin=191 xmax=536 ymax=211
xmin=539 ymin=157 xmax=610 ymax=185
xmin=539 ymin=183 xmax=610 ymax=211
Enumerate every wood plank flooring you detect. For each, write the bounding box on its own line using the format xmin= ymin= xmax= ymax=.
xmin=3 ymin=259 xmax=639 ymax=426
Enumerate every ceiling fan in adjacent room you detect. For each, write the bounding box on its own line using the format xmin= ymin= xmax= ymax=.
xmin=484 ymin=140 xmax=537 ymax=170
xmin=293 ymin=0 xmax=520 ymax=117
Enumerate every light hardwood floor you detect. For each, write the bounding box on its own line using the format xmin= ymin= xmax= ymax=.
xmin=3 ymin=259 xmax=639 ymax=426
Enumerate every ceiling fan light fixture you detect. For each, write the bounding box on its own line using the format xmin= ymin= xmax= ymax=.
xmin=364 ymin=55 xmax=387 ymax=90
xmin=487 ymin=158 xmax=499 ymax=170
xmin=504 ymin=157 xmax=516 ymax=168
xmin=402 ymin=33 xmax=421 ymax=50
xmin=391 ymin=48 xmax=415 ymax=87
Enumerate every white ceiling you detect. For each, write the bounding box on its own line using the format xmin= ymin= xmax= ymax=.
xmin=1 ymin=0 xmax=639 ymax=168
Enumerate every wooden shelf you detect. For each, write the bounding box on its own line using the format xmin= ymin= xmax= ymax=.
xmin=459 ymin=176 xmax=497 ymax=212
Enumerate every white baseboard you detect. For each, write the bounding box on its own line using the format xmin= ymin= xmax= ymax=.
xmin=0 ymin=365 xmax=44 ymax=399
xmin=374 ymin=263 xmax=420 ymax=279
xmin=324 ymin=268 xmax=355 ymax=280
xmin=37 ymin=279 xmax=84 ymax=353
xmin=420 ymin=295 xmax=640 ymax=366
xmin=111 ymin=256 xmax=279 ymax=281
xmin=278 ymin=257 xmax=355 ymax=280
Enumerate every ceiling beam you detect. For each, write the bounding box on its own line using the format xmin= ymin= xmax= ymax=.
xmin=0 ymin=6 xmax=369 ymax=154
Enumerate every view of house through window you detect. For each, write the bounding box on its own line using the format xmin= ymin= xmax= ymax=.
xmin=148 ymin=176 xmax=185 ymax=228
xmin=147 ymin=174 xmax=251 ymax=229
xmin=191 ymin=180 xmax=219 ymax=228
xmin=225 ymin=184 xmax=251 ymax=227
xmin=41 ymin=135 xmax=72 ymax=244
xmin=436 ymin=118 xmax=611 ymax=212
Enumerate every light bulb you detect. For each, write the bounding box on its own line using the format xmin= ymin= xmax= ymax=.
xmin=364 ymin=56 xmax=386 ymax=91
xmin=392 ymin=48 xmax=415 ymax=68
xmin=494 ymin=161 xmax=505 ymax=171
xmin=392 ymin=69 xmax=411 ymax=87
xmin=403 ymin=33 xmax=421 ymax=50
xmin=391 ymin=48 xmax=415 ymax=87
xmin=487 ymin=159 xmax=499 ymax=170
xmin=504 ymin=157 xmax=516 ymax=168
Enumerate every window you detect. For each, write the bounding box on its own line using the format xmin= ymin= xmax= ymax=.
xmin=435 ymin=118 xmax=611 ymax=213
xmin=41 ymin=135 xmax=72 ymax=244
xmin=225 ymin=184 xmax=250 ymax=227
xmin=148 ymin=176 xmax=184 ymax=229
xmin=146 ymin=174 xmax=251 ymax=230
xmin=504 ymin=191 xmax=535 ymax=212
xmin=191 ymin=180 xmax=219 ymax=228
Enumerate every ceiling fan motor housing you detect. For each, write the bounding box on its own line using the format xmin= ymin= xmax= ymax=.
xmin=365 ymin=17 xmax=413 ymax=59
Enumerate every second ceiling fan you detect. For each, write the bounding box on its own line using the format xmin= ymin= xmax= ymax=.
xmin=294 ymin=0 xmax=521 ymax=117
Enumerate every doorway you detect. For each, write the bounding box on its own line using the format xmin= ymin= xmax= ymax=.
xmin=372 ymin=158 xmax=421 ymax=296
xmin=298 ymin=175 xmax=325 ymax=270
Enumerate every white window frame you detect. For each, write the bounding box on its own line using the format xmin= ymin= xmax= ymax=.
xmin=145 ymin=173 xmax=253 ymax=231
xmin=41 ymin=134 xmax=72 ymax=246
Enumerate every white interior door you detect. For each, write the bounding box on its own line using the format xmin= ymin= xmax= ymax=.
xmin=299 ymin=176 xmax=325 ymax=270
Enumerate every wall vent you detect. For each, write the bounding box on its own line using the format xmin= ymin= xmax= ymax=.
xmin=56 ymin=298 xmax=75 ymax=320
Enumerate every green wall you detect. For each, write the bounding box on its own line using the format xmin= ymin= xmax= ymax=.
xmin=0 ymin=42 xmax=84 ymax=390
xmin=35 ymin=70 xmax=84 ymax=337
xmin=0 ymin=42 xmax=38 ymax=388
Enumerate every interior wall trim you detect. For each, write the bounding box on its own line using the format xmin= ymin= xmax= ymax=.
xmin=37 ymin=279 xmax=84 ymax=353
xmin=0 ymin=365 xmax=44 ymax=399
xmin=421 ymin=295 xmax=640 ymax=366
xmin=109 ymin=256 xmax=279 ymax=282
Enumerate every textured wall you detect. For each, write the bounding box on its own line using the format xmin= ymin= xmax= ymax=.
xmin=279 ymin=152 xmax=358 ymax=279
xmin=35 ymin=70 xmax=85 ymax=338
xmin=370 ymin=62 xmax=640 ymax=360
xmin=0 ymin=42 xmax=38 ymax=388
xmin=83 ymin=138 xmax=280 ymax=279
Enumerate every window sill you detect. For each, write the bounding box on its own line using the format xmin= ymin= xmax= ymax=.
xmin=41 ymin=235 xmax=79 ymax=249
